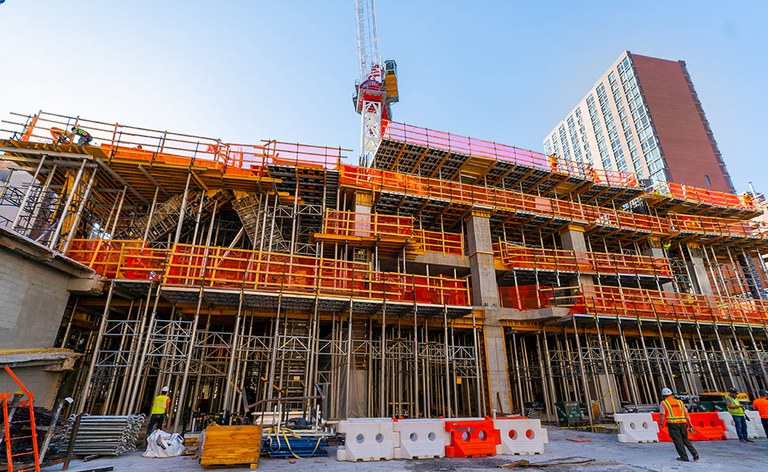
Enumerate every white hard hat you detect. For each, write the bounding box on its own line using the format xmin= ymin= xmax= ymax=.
xmin=661 ymin=387 xmax=673 ymax=396
xmin=161 ymin=386 xmax=169 ymax=392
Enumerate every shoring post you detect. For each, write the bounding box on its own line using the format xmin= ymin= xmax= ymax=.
xmin=76 ymin=280 xmax=114 ymax=414
xmin=107 ymin=186 xmax=127 ymax=237
xmin=143 ymin=186 xmax=160 ymax=242
xmin=126 ymin=283 xmax=162 ymax=413
xmin=222 ymin=290 xmax=245 ymax=415
xmin=61 ymin=168 xmax=98 ymax=253
xmin=571 ymin=315 xmax=594 ymax=427
xmin=45 ymin=154 xmax=84 ymax=248
xmin=173 ymin=286 xmax=204 ymax=432
xmin=174 ymin=171 xmax=192 ymax=245
xmin=11 ymin=155 xmax=46 ymax=232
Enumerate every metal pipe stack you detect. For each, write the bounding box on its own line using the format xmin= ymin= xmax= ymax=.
xmin=68 ymin=414 xmax=146 ymax=456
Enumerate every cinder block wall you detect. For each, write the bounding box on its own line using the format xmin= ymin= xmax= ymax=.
xmin=0 ymin=248 xmax=71 ymax=348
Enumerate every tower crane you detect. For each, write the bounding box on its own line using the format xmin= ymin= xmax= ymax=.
xmin=353 ymin=0 xmax=399 ymax=167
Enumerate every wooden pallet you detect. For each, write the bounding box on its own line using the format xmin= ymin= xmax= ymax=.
xmin=200 ymin=424 xmax=263 ymax=469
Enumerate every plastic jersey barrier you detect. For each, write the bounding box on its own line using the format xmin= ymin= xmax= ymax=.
xmin=336 ymin=418 xmax=398 ymax=461
xmin=718 ymin=411 xmax=766 ymax=439
xmin=444 ymin=418 xmax=500 ymax=458
xmin=392 ymin=419 xmax=450 ymax=459
xmin=652 ymin=412 xmax=726 ymax=441
xmin=494 ymin=418 xmax=548 ymax=455
xmin=614 ymin=413 xmax=659 ymax=443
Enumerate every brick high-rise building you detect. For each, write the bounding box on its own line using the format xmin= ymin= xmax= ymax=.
xmin=544 ymin=51 xmax=735 ymax=193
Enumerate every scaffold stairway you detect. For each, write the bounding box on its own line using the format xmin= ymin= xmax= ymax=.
xmin=232 ymin=192 xmax=290 ymax=252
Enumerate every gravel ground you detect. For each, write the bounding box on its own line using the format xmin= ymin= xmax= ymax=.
xmin=42 ymin=426 xmax=768 ymax=472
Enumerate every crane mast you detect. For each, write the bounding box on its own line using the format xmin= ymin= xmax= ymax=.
xmin=353 ymin=0 xmax=398 ymax=167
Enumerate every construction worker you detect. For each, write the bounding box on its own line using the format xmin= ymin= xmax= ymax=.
xmin=548 ymin=154 xmax=558 ymax=173
xmin=146 ymin=386 xmax=171 ymax=438
xmin=69 ymin=126 xmax=93 ymax=146
xmin=659 ymin=387 xmax=699 ymax=462
xmin=751 ymin=389 xmax=768 ymax=437
xmin=725 ymin=387 xmax=751 ymax=443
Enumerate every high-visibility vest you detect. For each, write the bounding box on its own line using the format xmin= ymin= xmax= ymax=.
xmin=151 ymin=394 xmax=169 ymax=415
xmin=725 ymin=395 xmax=745 ymax=416
xmin=662 ymin=398 xmax=687 ymax=424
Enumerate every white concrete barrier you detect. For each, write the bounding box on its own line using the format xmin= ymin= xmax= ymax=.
xmin=494 ymin=418 xmax=548 ymax=455
xmin=718 ymin=411 xmax=738 ymax=439
xmin=337 ymin=418 xmax=398 ymax=461
xmin=614 ymin=413 xmax=659 ymax=443
xmin=392 ymin=419 xmax=450 ymax=459
xmin=715 ymin=411 xmax=763 ymax=439
xmin=746 ymin=411 xmax=766 ymax=438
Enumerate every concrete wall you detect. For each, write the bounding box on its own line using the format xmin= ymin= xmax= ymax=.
xmin=0 ymin=247 xmax=71 ymax=348
xmin=0 ymin=366 xmax=63 ymax=410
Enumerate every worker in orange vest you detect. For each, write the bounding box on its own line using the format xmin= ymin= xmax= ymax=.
xmin=659 ymin=387 xmax=698 ymax=462
xmin=752 ymin=389 xmax=768 ymax=437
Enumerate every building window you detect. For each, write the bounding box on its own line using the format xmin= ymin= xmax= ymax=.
xmin=705 ymin=175 xmax=711 ymax=186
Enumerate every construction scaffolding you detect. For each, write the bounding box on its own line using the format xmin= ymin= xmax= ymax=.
xmin=2 ymin=110 xmax=768 ymax=432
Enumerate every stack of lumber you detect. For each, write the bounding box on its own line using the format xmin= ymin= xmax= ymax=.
xmin=200 ymin=424 xmax=262 ymax=469
xmin=183 ymin=432 xmax=201 ymax=456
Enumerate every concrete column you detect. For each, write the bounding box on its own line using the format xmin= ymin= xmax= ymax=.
xmin=466 ymin=208 xmax=499 ymax=308
xmin=686 ymin=244 xmax=713 ymax=295
xmin=465 ymin=208 xmax=511 ymax=414
xmin=558 ymin=224 xmax=593 ymax=286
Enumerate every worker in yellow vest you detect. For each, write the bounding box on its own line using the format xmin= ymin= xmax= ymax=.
xmin=659 ymin=387 xmax=698 ymax=462
xmin=725 ymin=387 xmax=751 ymax=443
xmin=146 ymin=386 xmax=171 ymax=438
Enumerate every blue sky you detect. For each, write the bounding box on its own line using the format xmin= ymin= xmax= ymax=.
xmin=1 ymin=1 xmax=766 ymax=192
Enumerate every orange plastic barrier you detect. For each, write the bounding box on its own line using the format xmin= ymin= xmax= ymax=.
xmin=652 ymin=412 xmax=726 ymax=442
xmin=444 ymin=418 xmax=500 ymax=458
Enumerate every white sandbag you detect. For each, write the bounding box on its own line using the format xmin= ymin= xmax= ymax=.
xmin=143 ymin=429 xmax=184 ymax=458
